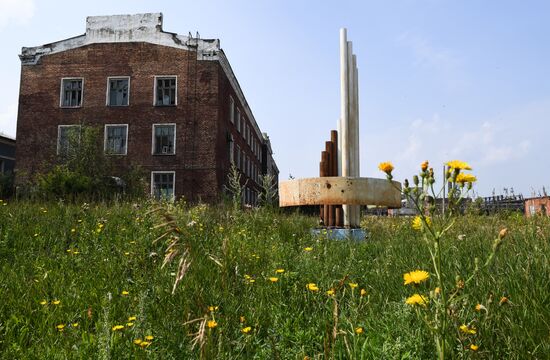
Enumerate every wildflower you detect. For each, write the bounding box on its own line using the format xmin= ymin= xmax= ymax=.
xmin=128 ymin=316 xmax=137 ymax=321
xmin=499 ymin=228 xmax=508 ymax=240
xmin=34 ymin=233 xmax=39 ymax=237
xmin=242 ymin=326 xmax=252 ymax=334
xmin=499 ymin=296 xmax=509 ymax=305
xmin=133 ymin=339 xmax=143 ymax=345
xmin=124 ymin=252 xmax=130 ymax=256
xmin=240 ymin=316 xmax=246 ymax=323
xmin=378 ymin=161 xmax=394 ymax=174
xmin=71 ymin=228 xmax=76 ymax=233
xmin=275 ymin=269 xmax=285 ymax=274
xmin=405 ymin=294 xmax=428 ymax=307
xmin=56 ymin=324 xmax=65 ymax=331
xmin=459 ymin=324 xmax=476 ymax=335
xmin=348 ymin=282 xmax=358 ymax=289
xmin=456 ymin=173 xmax=477 ymax=185
xmin=207 ymin=320 xmax=218 ymax=328
xmin=52 ymin=300 xmax=61 ymax=305
xmin=126 ymin=322 xmax=134 ymax=327
xmin=355 ymin=327 xmax=364 ymax=334
xmin=269 ymin=277 xmax=279 ymax=283
xmin=248 ymin=279 xmax=255 ymax=284
xmin=434 ymin=287 xmax=441 ymax=294
xmin=475 ymin=304 xmax=486 ymax=312
xmin=403 ymin=270 xmax=430 ymax=285
xmin=326 ymin=289 xmax=335 ymax=296
xmin=244 ymin=274 xmax=251 ymax=280
xmin=145 ymin=335 xmax=154 ymax=341
xmin=412 ymin=216 xmax=431 ymax=231
xmin=121 ymin=291 xmax=129 ymax=296
xmin=112 ymin=325 xmax=124 ymax=331
xmin=304 ymin=247 xmax=313 ymax=252
xmin=139 ymin=341 xmax=151 ymax=348
xmin=40 ymin=300 xmax=48 ymax=305
xmin=470 ymin=344 xmax=479 ymax=351
xmin=208 ymin=306 xmax=219 ymax=312
xmin=446 ymin=160 xmax=472 ymax=171
xmin=72 ymin=323 xmax=79 ymax=328
xmin=360 ymin=289 xmax=367 ymax=296
xmin=421 ymin=160 xmax=429 ymax=172
xmin=306 ymin=283 xmax=319 ymax=292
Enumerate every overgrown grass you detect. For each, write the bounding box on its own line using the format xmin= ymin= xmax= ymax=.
xmin=0 ymin=201 xmax=548 ymax=359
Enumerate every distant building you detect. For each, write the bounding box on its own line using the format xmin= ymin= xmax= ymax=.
xmin=16 ymin=13 xmax=278 ymax=203
xmin=0 ymin=134 xmax=15 ymax=175
xmin=524 ymin=196 xmax=550 ymax=217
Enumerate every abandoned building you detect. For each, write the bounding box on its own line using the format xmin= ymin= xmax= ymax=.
xmin=0 ymin=134 xmax=15 ymax=175
xmin=524 ymin=196 xmax=550 ymax=217
xmin=16 ymin=13 xmax=278 ymax=202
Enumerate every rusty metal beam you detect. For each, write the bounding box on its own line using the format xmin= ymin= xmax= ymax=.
xmin=279 ymin=177 xmax=401 ymax=207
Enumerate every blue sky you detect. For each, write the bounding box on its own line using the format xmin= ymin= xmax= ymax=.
xmin=1 ymin=0 xmax=549 ymax=197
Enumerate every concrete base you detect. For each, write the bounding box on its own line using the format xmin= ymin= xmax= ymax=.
xmin=311 ymin=227 xmax=367 ymax=241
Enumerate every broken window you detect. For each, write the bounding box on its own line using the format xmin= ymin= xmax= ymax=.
xmin=57 ymin=125 xmax=81 ymax=156
xmin=108 ymin=77 xmax=129 ymax=106
xmin=151 ymin=171 xmax=175 ymax=200
xmin=153 ymin=124 xmax=176 ymax=155
xmin=61 ymin=78 xmax=83 ymax=107
xmin=155 ymin=77 xmax=177 ymax=106
xmin=105 ymin=124 xmax=128 ymax=155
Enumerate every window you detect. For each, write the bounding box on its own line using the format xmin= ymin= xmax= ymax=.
xmin=60 ymin=78 xmax=83 ymax=107
xmin=236 ymin=145 xmax=241 ymax=169
xmin=108 ymin=77 xmax=129 ymax=106
xmin=229 ymin=135 xmax=234 ymax=164
xmin=529 ymin=205 xmax=535 ymax=216
xmin=236 ymin=109 xmax=241 ymax=132
xmin=151 ymin=171 xmax=175 ymax=200
xmin=152 ymin=124 xmax=176 ymax=155
xmin=155 ymin=76 xmax=177 ymax=106
xmin=229 ymin=97 xmax=235 ymax=123
xmin=57 ymin=125 xmax=81 ymax=155
xmin=104 ymin=124 xmax=128 ymax=155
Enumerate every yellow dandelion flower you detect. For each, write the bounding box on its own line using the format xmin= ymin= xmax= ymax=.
xmin=241 ymin=326 xmax=252 ymax=334
xmin=434 ymin=287 xmax=441 ymax=294
xmin=499 ymin=296 xmax=509 ymax=305
xmin=126 ymin=322 xmax=134 ymax=327
xmin=446 ymin=160 xmax=472 ymax=171
xmin=378 ymin=161 xmax=394 ymax=174
xmin=145 ymin=335 xmax=154 ymax=341
xmin=248 ymin=279 xmax=255 ymax=284
xmin=349 ymin=283 xmax=358 ymax=289
xmin=470 ymin=344 xmax=479 ymax=351
xmin=56 ymin=324 xmax=65 ymax=331
xmin=355 ymin=327 xmax=364 ymax=334
xmin=240 ymin=316 xmax=246 ymax=323
xmin=52 ymin=300 xmax=61 ymax=305
xmin=112 ymin=325 xmax=124 ymax=331
xmin=128 ymin=316 xmax=137 ymax=321
xmin=124 ymin=252 xmax=130 ymax=256
xmin=326 ymin=289 xmax=335 ymax=296
xmin=405 ymin=294 xmax=428 ymax=307
xmin=306 ymin=283 xmax=319 ymax=292
xmin=360 ymin=289 xmax=367 ymax=296
xmin=70 ymin=228 xmax=76 ymax=233
xmin=456 ymin=173 xmax=477 ymax=184
xmin=421 ymin=160 xmax=429 ymax=171
xmin=133 ymin=339 xmax=143 ymax=345
xmin=40 ymin=300 xmax=48 ymax=305
xmin=475 ymin=304 xmax=486 ymax=312
xmin=208 ymin=306 xmax=219 ymax=312
xmin=275 ymin=269 xmax=285 ymax=274
xmin=207 ymin=320 xmax=218 ymax=328
xmin=459 ymin=324 xmax=476 ymax=335
xmin=411 ymin=216 xmax=431 ymax=231
xmin=121 ymin=291 xmax=129 ymax=296
xmin=139 ymin=341 xmax=151 ymax=348
xmin=304 ymin=247 xmax=313 ymax=252
xmin=72 ymin=323 xmax=79 ymax=328
xmin=403 ymin=270 xmax=430 ymax=285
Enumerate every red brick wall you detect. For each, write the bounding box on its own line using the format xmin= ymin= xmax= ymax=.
xmin=16 ymin=42 xmax=224 ymax=202
xmin=524 ymin=197 xmax=550 ymax=217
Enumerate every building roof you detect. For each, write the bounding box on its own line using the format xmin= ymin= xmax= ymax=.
xmin=19 ymin=13 xmax=267 ymax=148
xmin=0 ymin=133 xmax=16 ymax=144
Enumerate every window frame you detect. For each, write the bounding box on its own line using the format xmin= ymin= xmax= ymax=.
xmin=106 ymin=76 xmax=131 ymax=107
xmin=57 ymin=124 xmax=81 ymax=155
xmin=150 ymin=170 xmax=176 ymax=201
xmin=229 ymin=96 xmax=235 ymax=124
xmin=59 ymin=77 xmax=84 ymax=108
xmin=153 ymin=75 xmax=178 ymax=106
xmin=103 ymin=124 xmax=129 ymax=155
xmin=152 ymin=123 xmax=177 ymax=155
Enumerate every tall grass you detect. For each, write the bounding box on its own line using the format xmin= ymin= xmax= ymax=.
xmin=0 ymin=200 xmax=548 ymax=359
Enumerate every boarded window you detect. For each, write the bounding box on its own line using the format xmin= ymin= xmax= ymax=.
xmin=155 ymin=77 xmax=176 ymax=106
xmin=108 ymin=78 xmax=129 ymax=106
xmin=61 ymin=79 xmax=83 ymax=107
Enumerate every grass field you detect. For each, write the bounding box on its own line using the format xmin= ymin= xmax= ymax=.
xmin=0 ymin=200 xmax=549 ymax=359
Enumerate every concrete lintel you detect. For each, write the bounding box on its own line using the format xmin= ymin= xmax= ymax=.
xmin=279 ymin=176 xmax=401 ymax=207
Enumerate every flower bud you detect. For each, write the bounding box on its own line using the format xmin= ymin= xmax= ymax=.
xmin=404 ymin=179 xmax=409 ymax=189
xmin=498 ymin=228 xmax=508 ymax=240
xmin=413 ymin=175 xmax=419 ymax=186
xmin=421 ymin=161 xmax=429 ymax=172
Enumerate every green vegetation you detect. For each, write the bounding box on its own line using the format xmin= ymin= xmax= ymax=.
xmin=0 ymin=200 xmax=548 ymax=359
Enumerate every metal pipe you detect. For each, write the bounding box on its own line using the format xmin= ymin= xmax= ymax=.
xmin=340 ymin=29 xmax=351 ymax=227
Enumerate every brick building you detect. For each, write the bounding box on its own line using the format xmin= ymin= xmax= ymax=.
xmin=16 ymin=13 xmax=278 ymax=203
xmin=524 ymin=196 xmax=550 ymax=217
xmin=0 ymin=134 xmax=15 ymax=175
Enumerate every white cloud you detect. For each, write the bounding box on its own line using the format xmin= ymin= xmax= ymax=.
xmin=0 ymin=0 xmax=36 ymax=30
xmin=0 ymin=102 xmax=17 ymax=138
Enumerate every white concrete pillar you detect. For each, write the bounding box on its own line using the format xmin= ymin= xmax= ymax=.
xmin=340 ymin=28 xmax=351 ymax=227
